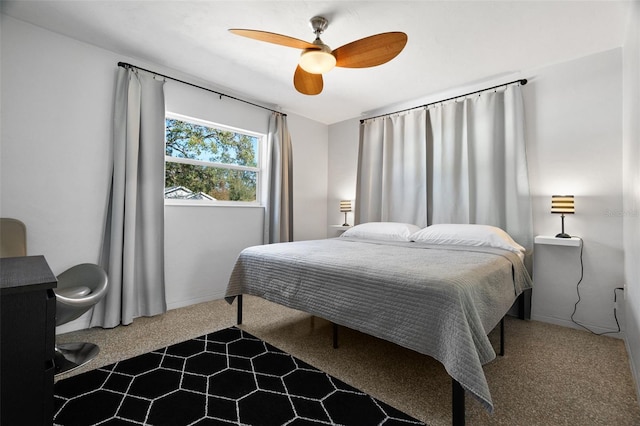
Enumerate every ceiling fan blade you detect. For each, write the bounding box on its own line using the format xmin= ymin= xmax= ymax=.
xmin=294 ymin=66 xmax=323 ymax=95
xmin=229 ymin=29 xmax=319 ymax=50
xmin=333 ymin=32 xmax=408 ymax=68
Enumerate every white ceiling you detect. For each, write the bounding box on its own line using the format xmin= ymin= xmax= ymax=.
xmin=1 ymin=1 xmax=632 ymax=124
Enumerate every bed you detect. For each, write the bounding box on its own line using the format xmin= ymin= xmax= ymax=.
xmin=225 ymin=223 xmax=532 ymax=425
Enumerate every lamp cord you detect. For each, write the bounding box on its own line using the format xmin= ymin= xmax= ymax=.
xmin=569 ymin=236 xmax=623 ymax=336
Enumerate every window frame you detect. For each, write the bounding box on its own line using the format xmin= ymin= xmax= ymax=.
xmin=164 ymin=112 xmax=266 ymax=207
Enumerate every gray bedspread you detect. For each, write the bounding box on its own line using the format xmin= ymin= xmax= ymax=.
xmin=225 ymin=237 xmax=532 ymax=412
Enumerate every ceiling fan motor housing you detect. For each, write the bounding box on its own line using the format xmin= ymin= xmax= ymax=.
xmin=309 ymin=16 xmax=329 ymax=35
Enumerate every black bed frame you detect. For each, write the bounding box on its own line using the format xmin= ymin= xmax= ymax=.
xmin=234 ymin=289 xmax=531 ymax=426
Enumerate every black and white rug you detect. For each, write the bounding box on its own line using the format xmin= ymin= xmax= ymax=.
xmin=54 ymin=327 xmax=425 ymax=425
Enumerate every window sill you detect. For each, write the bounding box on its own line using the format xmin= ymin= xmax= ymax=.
xmin=164 ymin=200 xmax=263 ymax=208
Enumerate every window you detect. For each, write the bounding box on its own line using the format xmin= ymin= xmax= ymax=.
xmin=165 ymin=113 xmax=264 ymax=204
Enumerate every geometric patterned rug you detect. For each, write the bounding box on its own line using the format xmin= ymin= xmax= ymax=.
xmin=54 ymin=327 xmax=426 ymax=425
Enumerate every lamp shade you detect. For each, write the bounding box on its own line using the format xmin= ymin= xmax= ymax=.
xmin=299 ymin=46 xmax=336 ymax=74
xmin=340 ymin=200 xmax=352 ymax=213
xmin=551 ymin=195 xmax=575 ymax=214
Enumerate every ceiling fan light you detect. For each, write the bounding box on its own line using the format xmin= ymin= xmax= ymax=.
xmin=299 ymin=49 xmax=336 ymax=74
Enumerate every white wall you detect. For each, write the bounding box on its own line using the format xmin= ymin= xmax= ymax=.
xmin=164 ymin=206 xmax=264 ymax=308
xmin=327 ymin=118 xmax=359 ymax=237
xmin=1 ymin=15 xmax=114 ymax=274
xmin=0 ymin=15 xmax=329 ymax=332
xmin=526 ymin=49 xmax=624 ymax=334
xmin=327 ymin=48 xmax=625 ymax=334
xmin=622 ymin=0 xmax=640 ymax=399
xmin=287 ymin=112 xmax=329 ymax=242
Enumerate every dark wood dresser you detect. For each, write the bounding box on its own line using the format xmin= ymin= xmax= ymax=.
xmin=1 ymin=256 xmax=57 ymax=426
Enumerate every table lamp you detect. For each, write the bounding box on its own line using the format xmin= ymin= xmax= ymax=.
xmin=551 ymin=195 xmax=574 ymax=238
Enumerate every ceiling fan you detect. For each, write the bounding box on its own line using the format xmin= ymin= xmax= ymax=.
xmin=229 ymin=16 xmax=408 ymax=95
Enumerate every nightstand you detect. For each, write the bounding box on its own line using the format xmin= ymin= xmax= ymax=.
xmin=1 ymin=256 xmax=57 ymax=426
xmin=532 ymin=235 xmax=582 ymax=325
xmin=534 ymin=235 xmax=581 ymax=247
xmin=329 ymin=225 xmax=352 ymax=236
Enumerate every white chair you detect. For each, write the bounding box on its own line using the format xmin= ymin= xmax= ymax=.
xmin=54 ymin=263 xmax=108 ymax=374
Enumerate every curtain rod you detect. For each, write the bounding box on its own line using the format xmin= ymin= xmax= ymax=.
xmin=360 ymin=78 xmax=527 ymax=123
xmin=117 ymin=62 xmax=285 ymax=116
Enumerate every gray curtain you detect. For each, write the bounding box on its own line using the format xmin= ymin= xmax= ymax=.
xmin=264 ymin=112 xmax=293 ymax=244
xmin=91 ymin=67 xmax=167 ymax=328
xmin=428 ymin=85 xmax=533 ymax=250
xmin=357 ymin=84 xmax=533 ymax=251
xmin=356 ymin=108 xmax=427 ymax=227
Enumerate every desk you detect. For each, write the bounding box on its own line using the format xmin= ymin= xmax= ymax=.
xmin=1 ymin=256 xmax=57 ymax=426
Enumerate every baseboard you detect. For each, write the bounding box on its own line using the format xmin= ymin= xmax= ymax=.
xmin=622 ymin=304 xmax=640 ymax=407
xmin=165 ymin=290 xmax=227 ymax=311
xmin=530 ymin=313 xmax=625 ymax=339
xmin=624 ymin=337 xmax=640 ymax=406
xmin=56 ymin=292 xmax=228 ymax=335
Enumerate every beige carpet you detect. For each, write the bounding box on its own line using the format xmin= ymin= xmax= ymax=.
xmin=56 ymin=295 xmax=640 ymax=425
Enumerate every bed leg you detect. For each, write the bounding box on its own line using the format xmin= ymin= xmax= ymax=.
xmin=332 ymin=323 xmax=338 ymax=349
xmin=237 ymin=295 xmax=243 ymax=325
xmin=452 ymin=379 xmax=465 ymax=426
xmin=518 ymin=288 xmax=532 ymax=320
xmin=499 ymin=317 xmax=505 ymax=356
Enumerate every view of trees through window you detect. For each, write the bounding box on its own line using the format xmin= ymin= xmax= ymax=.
xmin=165 ymin=117 xmax=261 ymax=202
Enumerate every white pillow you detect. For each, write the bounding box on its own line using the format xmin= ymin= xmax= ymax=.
xmin=409 ymin=224 xmax=526 ymax=253
xmin=341 ymin=222 xmax=422 ymax=242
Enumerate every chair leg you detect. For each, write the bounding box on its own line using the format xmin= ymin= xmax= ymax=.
xmin=54 ymin=342 xmax=100 ymax=375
